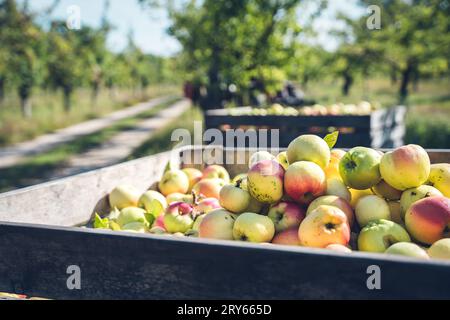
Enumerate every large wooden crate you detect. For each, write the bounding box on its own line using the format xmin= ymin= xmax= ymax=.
xmin=204 ymin=106 xmax=407 ymax=148
xmin=0 ymin=146 xmax=449 ymax=300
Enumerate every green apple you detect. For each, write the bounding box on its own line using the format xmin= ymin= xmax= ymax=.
xmin=287 ymin=134 xmax=331 ymax=169
xmin=339 ymin=147 xmax=382 ymax=190
xmin=358 ymin=219 xmax=411 ymax=253
xmin=109 ymin=185 xmax=140 ymax=210
xmin=166 ymin=192 xmax=194 ymax=205
xmin=400 ymin=185 xmax=443 ymax=218
xmin=198 ymin=209 xmax=236 ymax=240
xmin=384 ymin=242 xmax=429 ymax=259
xmin=355 ymin=195 xmax=391 ymax=227
xmin=138 ymin=190 xmax=167 ymax=217
xmin=116 ymin=207 xmax=148 ymax=228
xmin=276 ymin=151 xmax=289 ymax=170
xmin=219 ymin=182 xmax=251 ymax=214
xmin=121 ymin=222 xmax=148 ymax=233
xmin=192 ymin=214 xmax=207 ymax=232
xmin=233 ymin=212 xmax=275 ymax=243
xmin=158 ymin=169 xmax=190 ymax=196
xmin=149 ymin=226 xmax=167 ymax=234
xmin=326 ymin=178 xmax=352 ymax=202
xmin=163 ymin=202 xmax=195 ymax=234
xmin=428 ymin=239 xmax=450 ymax=260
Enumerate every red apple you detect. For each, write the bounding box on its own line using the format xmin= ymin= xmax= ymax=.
xmin=195 ymin=198 xmax=221 ymax=214
xmin=192 ymin=178 xmax=225 ymax=199
xmin=284 ymin=161 xmax=326 ymax=205
xmin=272 ymin=228 xmax=301 ymax=246
xmin=202 ymin=165 xmax=230 ymax=183
xmin=267 ymin=201 xmax=305 ymax=233
xmin=307 ymin=195 xmax=354 ymax=227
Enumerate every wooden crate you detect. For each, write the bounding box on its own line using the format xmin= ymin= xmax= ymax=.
xmin=0 ymin=147 xmax=449 ymax=300
xmin=204 ymin=106 xmax=407 ymax=148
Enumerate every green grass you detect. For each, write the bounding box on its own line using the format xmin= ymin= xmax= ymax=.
xmin=0 ymin=98 xmax=180 ymax=192
xmin=0 ymin=85 xmax=180 ymax=147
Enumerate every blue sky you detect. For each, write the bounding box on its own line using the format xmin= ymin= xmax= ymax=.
xmin=26 ymin=0 xmax=365 ymax=56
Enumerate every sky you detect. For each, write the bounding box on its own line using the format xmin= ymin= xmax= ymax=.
xmin=25 ymin=0 xmax=366 ymax=56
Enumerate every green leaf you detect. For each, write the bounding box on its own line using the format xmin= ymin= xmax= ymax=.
xmin=94 ymin=213 xmax=110 ymax=229
xmin=324 ymin=131 xmax=339 ymax=149
xmin=145 ymin=212 xmax=156 ymax=226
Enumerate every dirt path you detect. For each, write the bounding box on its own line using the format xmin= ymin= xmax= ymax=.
xmin=0 ymin=96 xmax=174 ymax=169
xmin=53 ymin=99 xmax=191 ymax=178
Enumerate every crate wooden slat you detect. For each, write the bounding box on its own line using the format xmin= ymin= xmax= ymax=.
xmin=204 ymin=106 xmax=407 ymax=148
xmin=0 ymin=147 xmax=449 ymax=299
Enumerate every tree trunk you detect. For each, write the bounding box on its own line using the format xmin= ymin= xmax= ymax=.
xmin=342 ymin=72 xmax=353 ymax=96
xmin=399 ymin=62 xmax=413 ymax=102
xmin=390 ymin=66 xmax=397 ymax=85
xmin=20 ymin=97 xmax=32 ymax=118
xmin=63 ymin=87 xmax=72 ymax=112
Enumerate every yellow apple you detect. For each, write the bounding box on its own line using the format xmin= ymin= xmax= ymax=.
xmin=355 ymin=195 xmax=391 ymax=227
xmin=427 ymin=163 xmax=450 ymax=197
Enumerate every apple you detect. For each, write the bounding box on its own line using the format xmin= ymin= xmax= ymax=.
xmin=326 ymin=178 xmax=352 ymax=202
xmin=219 ymin=182 xmax=251 ymax=214
xmin=326 ymin=244 xmax=352 ymax=253
xmin=149 ymin=226 xmax=166 ymax=234
xmin=138 ymin=190 xmax=167 ymax=217
xmin=249 ymin=151 xmax=276 ymax=168
xmin=349 ymin=188 xmax=373 ymax=208
xmin=380 ymin=144 xmax=430 ymax=191
xmin=387 ymin=201 xmax=403 ymax=225
xmin=233 ymin=212 xmax=275 ymax=243
xmin=428 ymin=239 xmax=450 ymax=260
xmin=324 ymin=149 xmax=346 ymax=179
xmin=355 ymin=195 xmax=391 ymax=228
xmin=158 ymin=170 xmax=190 ymax=196
xmin=287 ymin=134 xmax=331 ymax=169
xmin=339 ymin=147 xmax=382 ymax=190
xmin=307 ymin=195 xmax=354 ymax=227
xmin=231 ymin=173 xmax=248 ymax=189
xmin=182 ymin=167 xmax=203 ymax=192
xmin=372 ymin=180 xmax=402 ymax=201
xmin=276 ymin=151 xmax=289 ymax=170
xmin=165 ymin=193 xmax=194 ymax=205
xmin=427 ymin=163 xmax=450 ymax=197
xmin=272 ymin=228 xmax=301 ymax=246
xmin=202 ymin=165 xmax=230 ymax=183
xmin=267 ymin=201 xmax=305 ymax=233
xmin=284 ymin=161 xmax=326 ymax=205
xmin=109 ymin=185 xmax=140 ymax=210
xmin=153 ymin=214 xmax=165 ymax=229
xmin=299 ymin=205 xmax=350 ymax=248
xmin=358 ymin=219 xmax=411 ymax=253
xmin=198 ymin=209 xmax=236 ymax=240
xmin=121 ymin=222 xmax=148 ymax=233
xmin=116 ymin=207 xmax=148 ymax=227
xmin=195 ymin=198 xmax=221 ymax=214
xmin=400 ymin=185 xmax=443 ymax=218
xmin=192 ymin=178 xmax=225 ymax=199
xmin=163 ymin=202 xmax=195 ymax=234
xmin=405 ymin=196 xmax=450 ymax=245
xmin=245 ymin=196 xmax=264 ymax=214
xmin=192 ymin=214 xmax=206 ymax=232
xmin=384 ymin=242 xmax=429 ymax=259
xmin=247 ymin=160 xmax=285 ymax=204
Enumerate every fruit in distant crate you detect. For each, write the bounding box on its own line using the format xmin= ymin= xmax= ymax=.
xmin=109 ymin=185 xmax=140 ymax=210
xmin=400 ymin=185 xmax=443 ymax=218
xmin=428 ymin=239 xmax=450 ymax=260
xmin=357 ymin=219 xmax=411 ymax=253
xmin=287 ymin=135 xmax=331 ymax=169
xmin=158 ymin=170 xmax=190 ymax=196
xmin=276 ymin=151 xmax=289 ymax=170
xmin=219 ymin=181 xmax=251 ymax=214
xmin=384 ymin=242 xmax=429 ymax=259
xmin=355 ymin=195 xmax=391 ymax=228
xmin=233 ymin=212 xmax=275 ymax=243
xmin=163 ymin=202 xmax=195 ymax=234
xmin=195 ymin=198 xmax=221 ymax=214
xmin=326 ymin=178 xmax=352 ymax=202
xmin=138 ymin=190 xmax=167 ymax=217
xmin=116 ymin=207 xmax=148 ymax=228
xmin=267 ymin=201 xmax=305 ymax=233
xmin=272 ymin=228 xmax=301 ymax=246
xmin=339 ymin=147 xmax=382 ymax=190
xmin=247 ymin=160 xmax=285 ymax=204
xmin=372 ymin=180 xmax=402 ymax=201
xmin=380 ymin=144 xmax=430 ymax=191
xmin=202 ymin=165 xmax=230 ymax=183
xmin=299 ymin=205 xmax=350 ymax=248
xmin=192 ymin=178 xmax=225 ymax=199
xmin=284 ymin=161 xmax=326 ymax=205
xmin=404 ymin=196 xmax=450 ymax=245
xmin=427 ymin=163 xmax=450 ymax=197
xmin=182 ymin=168 xmax=203 ymax=192
xmin=198 ymin=209 xmax=236 ymax=240
xmin=326 ymin=244 xmax=352 ymax=253
xmin=324 ymin=149 xmax=346 ymax=179
xmin=249 ymin=151 xmax=276 ymax=168
xmin=307 ymin=195 xmax=354 ymax=227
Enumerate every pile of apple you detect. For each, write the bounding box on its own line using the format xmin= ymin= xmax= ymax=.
xmin=229 ymin=101 xmax=379 ymax=116
xmin=94 ymin=134 xmax=450 ymax=261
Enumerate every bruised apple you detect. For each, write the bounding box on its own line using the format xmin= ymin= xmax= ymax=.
xmin=247 ymin=160 xmax=285 ymax=204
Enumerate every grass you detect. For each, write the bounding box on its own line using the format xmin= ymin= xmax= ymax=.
xmin=0 ymin=85 xmax=180 ymax=147
xmin=0 ymin=98 xmax=180 ymax=192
